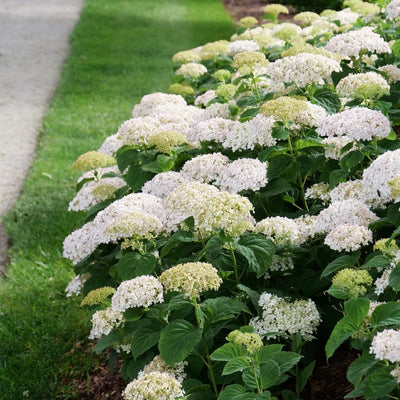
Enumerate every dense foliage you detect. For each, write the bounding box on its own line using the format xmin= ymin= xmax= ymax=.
xmin=64 ymin=1 xmax=400 ymax=398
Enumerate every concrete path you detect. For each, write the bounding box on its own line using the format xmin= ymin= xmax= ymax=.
xmin=0 ymin=0 xmax=85 ymax=217
xmin=0 ymin=0 xmax=85 ymax=269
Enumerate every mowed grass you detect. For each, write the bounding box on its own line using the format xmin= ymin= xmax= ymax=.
xmin=0 ymin=1 xmax=234 ymax=398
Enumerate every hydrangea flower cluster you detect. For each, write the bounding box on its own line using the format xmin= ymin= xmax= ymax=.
xmin=324 ymin=224 xmax=373 ymax=252
xmin=331 ymin=268 xmax=373 ymax=297
xmin=255 ymin=216 xmax=302 ymax=246
xmin=89 ymin=307 xmax=124 ymax=339
xmin=250 ymin=293 xmax=320 ymax=340
xmin=370 ymin=329 xmax=400 ymax=362
xmin=159 ymin=262 xmax=222 ymax=299
xmin=227 ymin=330 xmax=263 ymax=354
xmin=137 ymin=356 xmax=187 ymax=384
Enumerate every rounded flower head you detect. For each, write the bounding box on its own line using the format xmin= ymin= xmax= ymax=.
xmin=332 ymin=268 xmax=373 ymax=298
xmin=378 ymin=64 xmax=400 ymax=84
xmin=263 ymin=4 xmax=289 ymax=18
xmin=386 ymin=0 xmax=400 ymax=19
xmin=159 ymin=262 xmax=222 ymax=299
xmin=370 ymin=329 xmax=400 ymax=362
xmin=175 ymin=62 xmax=207 ymax=78
xmin=180 ymin=153 xmax=229 ymax=184
xmin=336 ymin=72 xmax=390 ymax=99
xmin=325 ymin=27 xmax=391 ymax=58
xmin=148 ymin=131 xmax=188 ymax=154
xmin=256 ymin=216 xmax=302 ymax=246
xmin=81 ymin=287 xmax=116 ymax=307
xmin=271 ymin=23 xmax=303 ymax=42
xmin=123 ymin=371 xmax=185 ymax=400
xmin=281 ymin=42 xmax=342 ymax=61
xmin=238 ymin=16 xmax=258 ymax=28
xmin=215 ymin=158 xmax=268 ymax=193
xmin=316 ymin=107 xmax=391 ymax=141
xmin=172 ymin=49 xmax=201 ymax=63
xmin=293 ymin=11 xmax=321 ymax=26
xmin=227 ymin=330 xmax=263 ymax=354
xmin=324 ymin=224 xmax=373 ymax=252
xmin=260 ymin=97 xmax=327 ymax=129
xmin=195 ymin=191 xmax=255 ymax=237
xmin=131 ymin=93 xmax=187 ymax=118
xmin=226 ymin=40 xmax=260 ymax=55
xmin=168 ymin=83 xmax=195 ymax=97
xmin=215 ymin=83 xmax=237 ymax=99
xmin=213 ymin=69 xmax=231 ymax=82
xmin=232 ymin=51 xmax=268 ymax=71
xmin=373 ymin=238 xmax=399 ymax=257
xmin=72 ymin=151 xmax=116 ymax=171
xmin=142 ymin=172 xmax=190 ymax=199
xmin=315 ymin=199 xmax=378 ymax=233
xmin=250 ymin=293 xmax=320 ymax=340
xmin=200 ymin=40 xmax=229 ymax=59
xmin=265 ymin=53 xmax=341 ymax=87
xmin=111 ymin=275 xmax=164 ymax=312
xmin=138 ymin=355 xmax=187 ymax=383
xmin=89 ymin=307 xmax=124 ymax=340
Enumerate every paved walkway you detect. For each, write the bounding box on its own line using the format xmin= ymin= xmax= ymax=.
xmin=0 ymin=0 xmax=85 ymax=217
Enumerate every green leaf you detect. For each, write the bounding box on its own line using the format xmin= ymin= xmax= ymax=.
xmin=362 ymin=254 xmax=391 ymax=269
xmin=235 ymin=234 xmax=275 ymax=275
xmin=93 ymin=330 xmax=122 ymax=354
xmin=254 ymin=344 xmax=283 ymax=364
xmin=271 ymin=125 xmax=290 ymax=140
xmin=329 ymin=169 xmax=349 ymax=188
xmin=222 ymin=357 xmax=251 ymax=375
xmin=160 ymin=230 xmax=194 ymax=257
xmin=295 ymin=138 xmax=324 ymax=150
xmin=157 ymin=154 xmax=176 ymax=172
xmin=262 ymin=178 xmax=293 ymax=197
xmin=123 ymin=308 xmax=144 ymax=321
xmin=389 ymin=265 xmax=400 ymax=291
xmin=363 ymin=367 xmax=397 ymax=400
xmin=202 ymin=297 xmax=250 ymax=323
xmin=268 ymin=351 xmax=302 ymax=373
xmin=259 ymin=360 xmax=281 ymax=389
xmin=217 ymin=385 xmax=246 ymax=400
xmin=311 ymin=88 xmax=341 ymax=114
xmin=327 ymin=285 xmax=351 ymax=300
xmin=344 ymin=297 xmax=370 ymax=325
xmin=325 ymin=317 xmax=360 ymax=359
xmin=347 ymin=356 xmax=377 ymax=385
xmin=387 ymin=202 xmax=400 ymax=226
xmin=116 ymin=146 xmax=140 ymax=171
xmin=237 ymin=284 xmax=261 ymax=312
xmin=237 ymin=95 xmax=258 ymax=107
xmin=371 ymin=301 xmax=400 ymax=328
xmin=298 ymin=361 xmax=315 ymax=392
xmin=321 ymin=255 xmax=357 ymax=278
xmin=210 ymin=342 xmax=247 ymax=361
xmin=126 ymin=164 xmax=154 ymax=191
xmin=240 ymin=107 xmax=259 ymax=122
xmin=117 ymin=252 xmax=156 ymax=281
xmin=338 ymin=150 xmax=364 ymax=171
xmin=130 ymin=319 xmax=162 ymax=359
xmin=159 ymin=320 xmax=202 ymax=366
xmin=267 ymin=155 xmax=293 ymax=179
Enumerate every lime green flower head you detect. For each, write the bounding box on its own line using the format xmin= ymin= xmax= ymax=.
xmin=343 ymin=0 xmax=379 ymax=15
xmin=72 ymin=151 xmax=116 ymax=171
xmin=80 ymin=287 xmax=116 ymax=307
xmin=238 ymin=16 xmax=259 ymax=28
xmin=200 ymin=40 xmax=229 ymax=60
xmin=373 ymin=238 xmax=399 ymax=257
xmin=168 ymin=83 xmax=195 ymax=97
xmin=264 ymin=4 xmax=289 ymax=22
xmin=293 ymin=11 xmax=321 ymax=26
xmin=215 ymin=83 xmax=237 ymax=100
xmin=172 ymin=49 xmax=201 ymax=64
xmin=213 ymin=69 xmax=232 ymax=82
xmin=332 ymin=268 xmax=373 ymax=298
xmin=148 ymin=130 xmax=188 ymax=154
xmin=232 ymin=51 xmax=267 ymax=69
xmin=227 ymin=329 xmax=263 ymax=354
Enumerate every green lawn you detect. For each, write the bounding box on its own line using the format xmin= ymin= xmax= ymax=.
xmin=0 ymin=1 xmax=234 ymax=398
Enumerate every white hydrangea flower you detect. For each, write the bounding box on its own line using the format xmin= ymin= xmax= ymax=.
xmin=142 ymin=172 xmax=190 ymax=199
xmin=68 ymin=177 xmax=126 ymax=212
xmin=295 ymin=215 xmax=319 ymax=244
xmin=391 ymin=365 xmax=400 ymax=383
xmin=175 ymin=62 xmax=208 ymax=78
xmin=111 ymin=275 xmax=164 ymax=312
xmin=335 ymin=8 xmax=361 ymax=25
xmin=194 ymin=90 xmax=217 ymax=107
xmin=321 ymin=136 xmax=355 ymax=160
xmin=189 ymin=118 xmax=240 ymax=143
xmin=98 ymin=134 xmax=125 ymax=156
xmin=325 ymin=27 xmax=391 ymax=58
xmin=329 ymin=179 xmax=375 ymax=205
xmin=195 ymin=191 xmax=255 ymax=237
xmin=324 ymin=224 xmax=373 ymax=252
xmin=222 ymin=114 xmax=276 ymax=151
xmin=180 ymin=153 xmax=229 ymax=184
xmin=362 ymin=149 xmax=400 ymax=206
xmin=386 ymin=0 xmax=400 ymax=19
xmin=305 ymin=183 xmax=330 ymax=201
xmin=375 ymin=265 xmax=395 ymax=295
xmin=200 ymin=102 xmax=233 ymax=120
xmin=269 ymin=255 xmax=295 ymax=272
xmin=316 ymin=107 xmax=391 ymax=141
xmin=378 ymin=64 xmax=400 ymax=84
xmin=163 ymin=182 xmax=219 ymax=232
xmin=250 ymin=293 xmax=320 ymax=340
xmin=265 ymin=53 xmax=342 ymax=87
xmin=215 ymin=158 xmax=268 ymax=193
xmin=226 ymin=40 xmax=260 ymax=55
xmin=123 ymin=371 xmax=185 ymax=400
xmin=116 ymin=117 xmax=163 ymax=146
xmin=370 ymin=329 xmax=400 ymax=362
xmin=256 ymin=216 xmax=302 ymax=246
xmin=335 ymin=72 xmax=390 ymax=99
xmin=65 ymin=274 xmax=90 ymax=297
xmin=89 ymin=307 xmax=124 ymax=340
xmin=315 ymin=199 xmax=378 ymax=233
xmin=132 ymin=93 xmax=187 ymax=117
xmin=138 ymin=355 xmax=187 ymax=384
